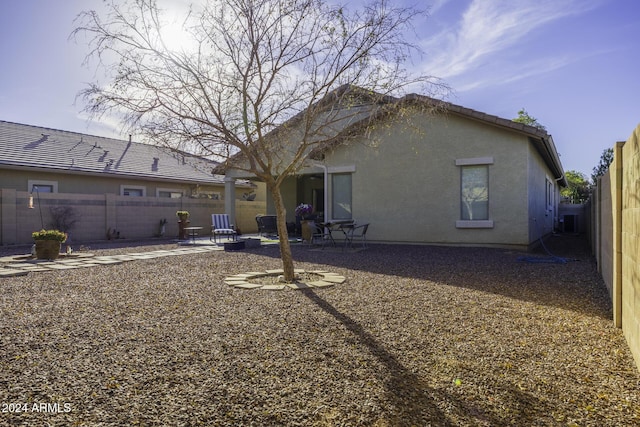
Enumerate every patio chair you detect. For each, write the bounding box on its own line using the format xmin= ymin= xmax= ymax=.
xmin=340 ymin=223 xmax=369 ymax=250
xmin=310 ymin=223 xmax=335 ymax=249
xmin=256 ymin=214 xmax=278 ymax=237
xmin=210 ymin=214 xmax=237 ymax=243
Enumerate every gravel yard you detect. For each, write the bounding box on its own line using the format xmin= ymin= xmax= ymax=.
xmin=1 ymin=235 xmax=639 ymax=426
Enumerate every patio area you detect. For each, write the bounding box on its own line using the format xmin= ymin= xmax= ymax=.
xmin=0 ymin=235 xmax=638 ymax=425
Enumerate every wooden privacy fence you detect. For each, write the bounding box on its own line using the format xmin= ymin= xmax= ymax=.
xmin=0 ymin=189 xmax=265 ymax=245
xmin=589 ymin=124 xmax=640 ymax=371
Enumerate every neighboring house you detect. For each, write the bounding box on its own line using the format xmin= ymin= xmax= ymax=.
xmin=222 ymin=86 xmax=567 ymax=249
xmin=0 ymin=120 xmax=261 ymax=245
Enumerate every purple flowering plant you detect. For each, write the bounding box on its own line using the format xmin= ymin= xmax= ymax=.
xmin=295 ymin=203 xmax=313 ymax=217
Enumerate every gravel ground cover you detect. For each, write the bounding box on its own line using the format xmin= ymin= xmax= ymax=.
xmin=1 ymin=235 xmax=639 ymax=426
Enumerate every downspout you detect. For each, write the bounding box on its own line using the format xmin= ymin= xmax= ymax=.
xmin=554 ymin=175 xmax=565 ymax=232
xmin=311 ymin=162 xmax=329 ymax=221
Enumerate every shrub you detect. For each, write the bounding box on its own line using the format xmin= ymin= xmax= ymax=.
xmin=32 ymin=229 xmax=67 ymax=242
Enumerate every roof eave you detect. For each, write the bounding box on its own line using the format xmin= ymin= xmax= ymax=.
xmin=0 ymin=162 xmax=253 ymax=187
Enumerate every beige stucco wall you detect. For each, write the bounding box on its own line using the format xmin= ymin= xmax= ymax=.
xmin=526 ymin=143 xmax=561 ymax=241
xmin=0 ymin=168 xmax=263 ymax=200
xmin=319 ymin=111 xmax=537 ymax=247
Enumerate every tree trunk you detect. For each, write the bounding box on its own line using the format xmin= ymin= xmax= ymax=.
xmin=268 ymin=182 xmax=296 ymax=282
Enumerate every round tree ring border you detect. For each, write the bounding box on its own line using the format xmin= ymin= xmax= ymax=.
xmin=224 ymin=269 xmax=346 ymax=290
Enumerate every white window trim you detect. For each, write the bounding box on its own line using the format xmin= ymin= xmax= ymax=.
xmin=120 ymin=184 xmax=146 ymax=197
xmin=156 ymin=188 xmax=184 ymax=198
xmin=456 ymin=220 xmax=494 ymax=229
xmin=456 ymin=156 xmax=493 ymax=225
xmin=330 ymin=172 xmax=353 ymax=221
xmin=455 ymin=157 xmax=494 ymax=166
xmin=28 ymin=180 xmax=58 ymax=193
xmin=545 ymin=177 xmax=554 ymax=212
xmin=328 ymin=165 xmax=356 ymax=174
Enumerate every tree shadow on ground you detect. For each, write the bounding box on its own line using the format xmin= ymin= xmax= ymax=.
xmin=257 ymin=234 xmax=612 ymax=320
xmin=301 ymin=289 xmax=554 ymax=425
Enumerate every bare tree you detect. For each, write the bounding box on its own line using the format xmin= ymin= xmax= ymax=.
xmin=73 ymin=0 xmax=447 ymax=281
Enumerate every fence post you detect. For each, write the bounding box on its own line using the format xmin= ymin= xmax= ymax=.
xmin=105 ymin=193 xmax=117 ymax=239
xmin=1 ymin=189 xmax=18 ymax=245
xmin=612 ymin=141 xmax=624 ymax=328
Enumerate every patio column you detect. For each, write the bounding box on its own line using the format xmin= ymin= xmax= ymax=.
xmin=224 ymin=176 xmax=236 ymax=221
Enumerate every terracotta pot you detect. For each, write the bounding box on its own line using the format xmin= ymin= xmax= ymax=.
xmin=178 ymin=219 xmax=190 ymax=240
xmin=301 ymin=220 xmax=314 ymax=243
xmin=34 ymin=240 xmax=61 ymax=260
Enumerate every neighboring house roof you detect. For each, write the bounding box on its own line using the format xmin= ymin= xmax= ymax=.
xmin=0 ymin=120 xmax=241 ymax=186
xmin=220 ymin=85 xmax=567 ymax=186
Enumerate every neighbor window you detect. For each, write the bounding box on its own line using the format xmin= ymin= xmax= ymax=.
xmin=121 ymin=185 xmax=146 ymax=197
xmin=157 ymin=189 xmax=184 ymax=198
xmin=28 ymin=180 xmax=57 ymax=193
xmin=331 ymin=173 xmax=352 ymax=220
xmin=460 ymin=165 xmax=489 ymax=221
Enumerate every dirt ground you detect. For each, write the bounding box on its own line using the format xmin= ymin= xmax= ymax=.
xmin=1 ymin=234 xmax=638 ymax=426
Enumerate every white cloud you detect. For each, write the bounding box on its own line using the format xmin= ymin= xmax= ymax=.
xmin=426 ymin=0 xmax=454 ymax=14
xmin=420 ymin=0 xmax=605 ymax=86
xmin=453 ymin=47 xmax=616 ymax=93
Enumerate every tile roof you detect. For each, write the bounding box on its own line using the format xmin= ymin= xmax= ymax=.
xmin=222 ymin=85 xmax=566 ymax=185
xmin=308 ymin=86 xmax=566 ymax=185
xmin=0 ymin=120 xmax=230 ymax=185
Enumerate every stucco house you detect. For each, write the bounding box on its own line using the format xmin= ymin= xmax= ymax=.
xmin=223 ymin=86 xmax=567 ymax=249
xmin=0 ymin=120 xmax=263 ymax=245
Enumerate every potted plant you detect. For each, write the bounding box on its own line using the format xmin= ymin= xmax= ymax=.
xmin=295 ymin=204 xmax=314 ymax=242
xmin=49 ymin=206 xmax=79 ymax=254
xmin=32 ymin=229 xmax=67 ymax=260
xmin=295 ymin=203 xmax=313 ymax=219
xmin=176 ymin=210 xmax=190 ymax=239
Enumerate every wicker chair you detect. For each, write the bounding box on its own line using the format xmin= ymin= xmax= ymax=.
xmin=255 ymin=215 xmax=278 ymax=237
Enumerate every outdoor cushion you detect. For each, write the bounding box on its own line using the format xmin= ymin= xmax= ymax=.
xmin=211 ymin=214 xmax=237 ymax=242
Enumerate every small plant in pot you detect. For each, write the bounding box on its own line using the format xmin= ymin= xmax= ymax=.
xmin=32 ymin=229 xmax=67 ymax=260
xmin=176 ymin=210 xmax=190 ymax=240
xmin=295 ymin=204 xmax=314 ymax=242
xmin=176 ymin=210 xmax=190 ymax=221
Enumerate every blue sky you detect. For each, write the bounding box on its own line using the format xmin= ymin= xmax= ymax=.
xmin=1 ymin=0 xmax=639 ymax=179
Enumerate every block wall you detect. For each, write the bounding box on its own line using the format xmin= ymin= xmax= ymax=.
xmin=621 ymin=126 xmax=640 ymax=370
xmin=0 ymin=190 xmax=265 ymax=246
xmin=591 ymin=125 xmax=640 ymax=371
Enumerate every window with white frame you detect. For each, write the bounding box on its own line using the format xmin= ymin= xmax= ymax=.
xmin=460 ymin=165 xmax=489 ymax=220
xmin=331 ymin=173 xmax=352 ymax=220
xmin=455 ymin=157 xmax=494 ymax=228
xmin=121 ymin=185 xmax=146 ymax=197
xmin=28 ymin=180 xmax=57 ymax=193
xmin=546 ymin=178 xmax=553 ymax=211
xmin=157 ymin=188 xmax=184 ymax=198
